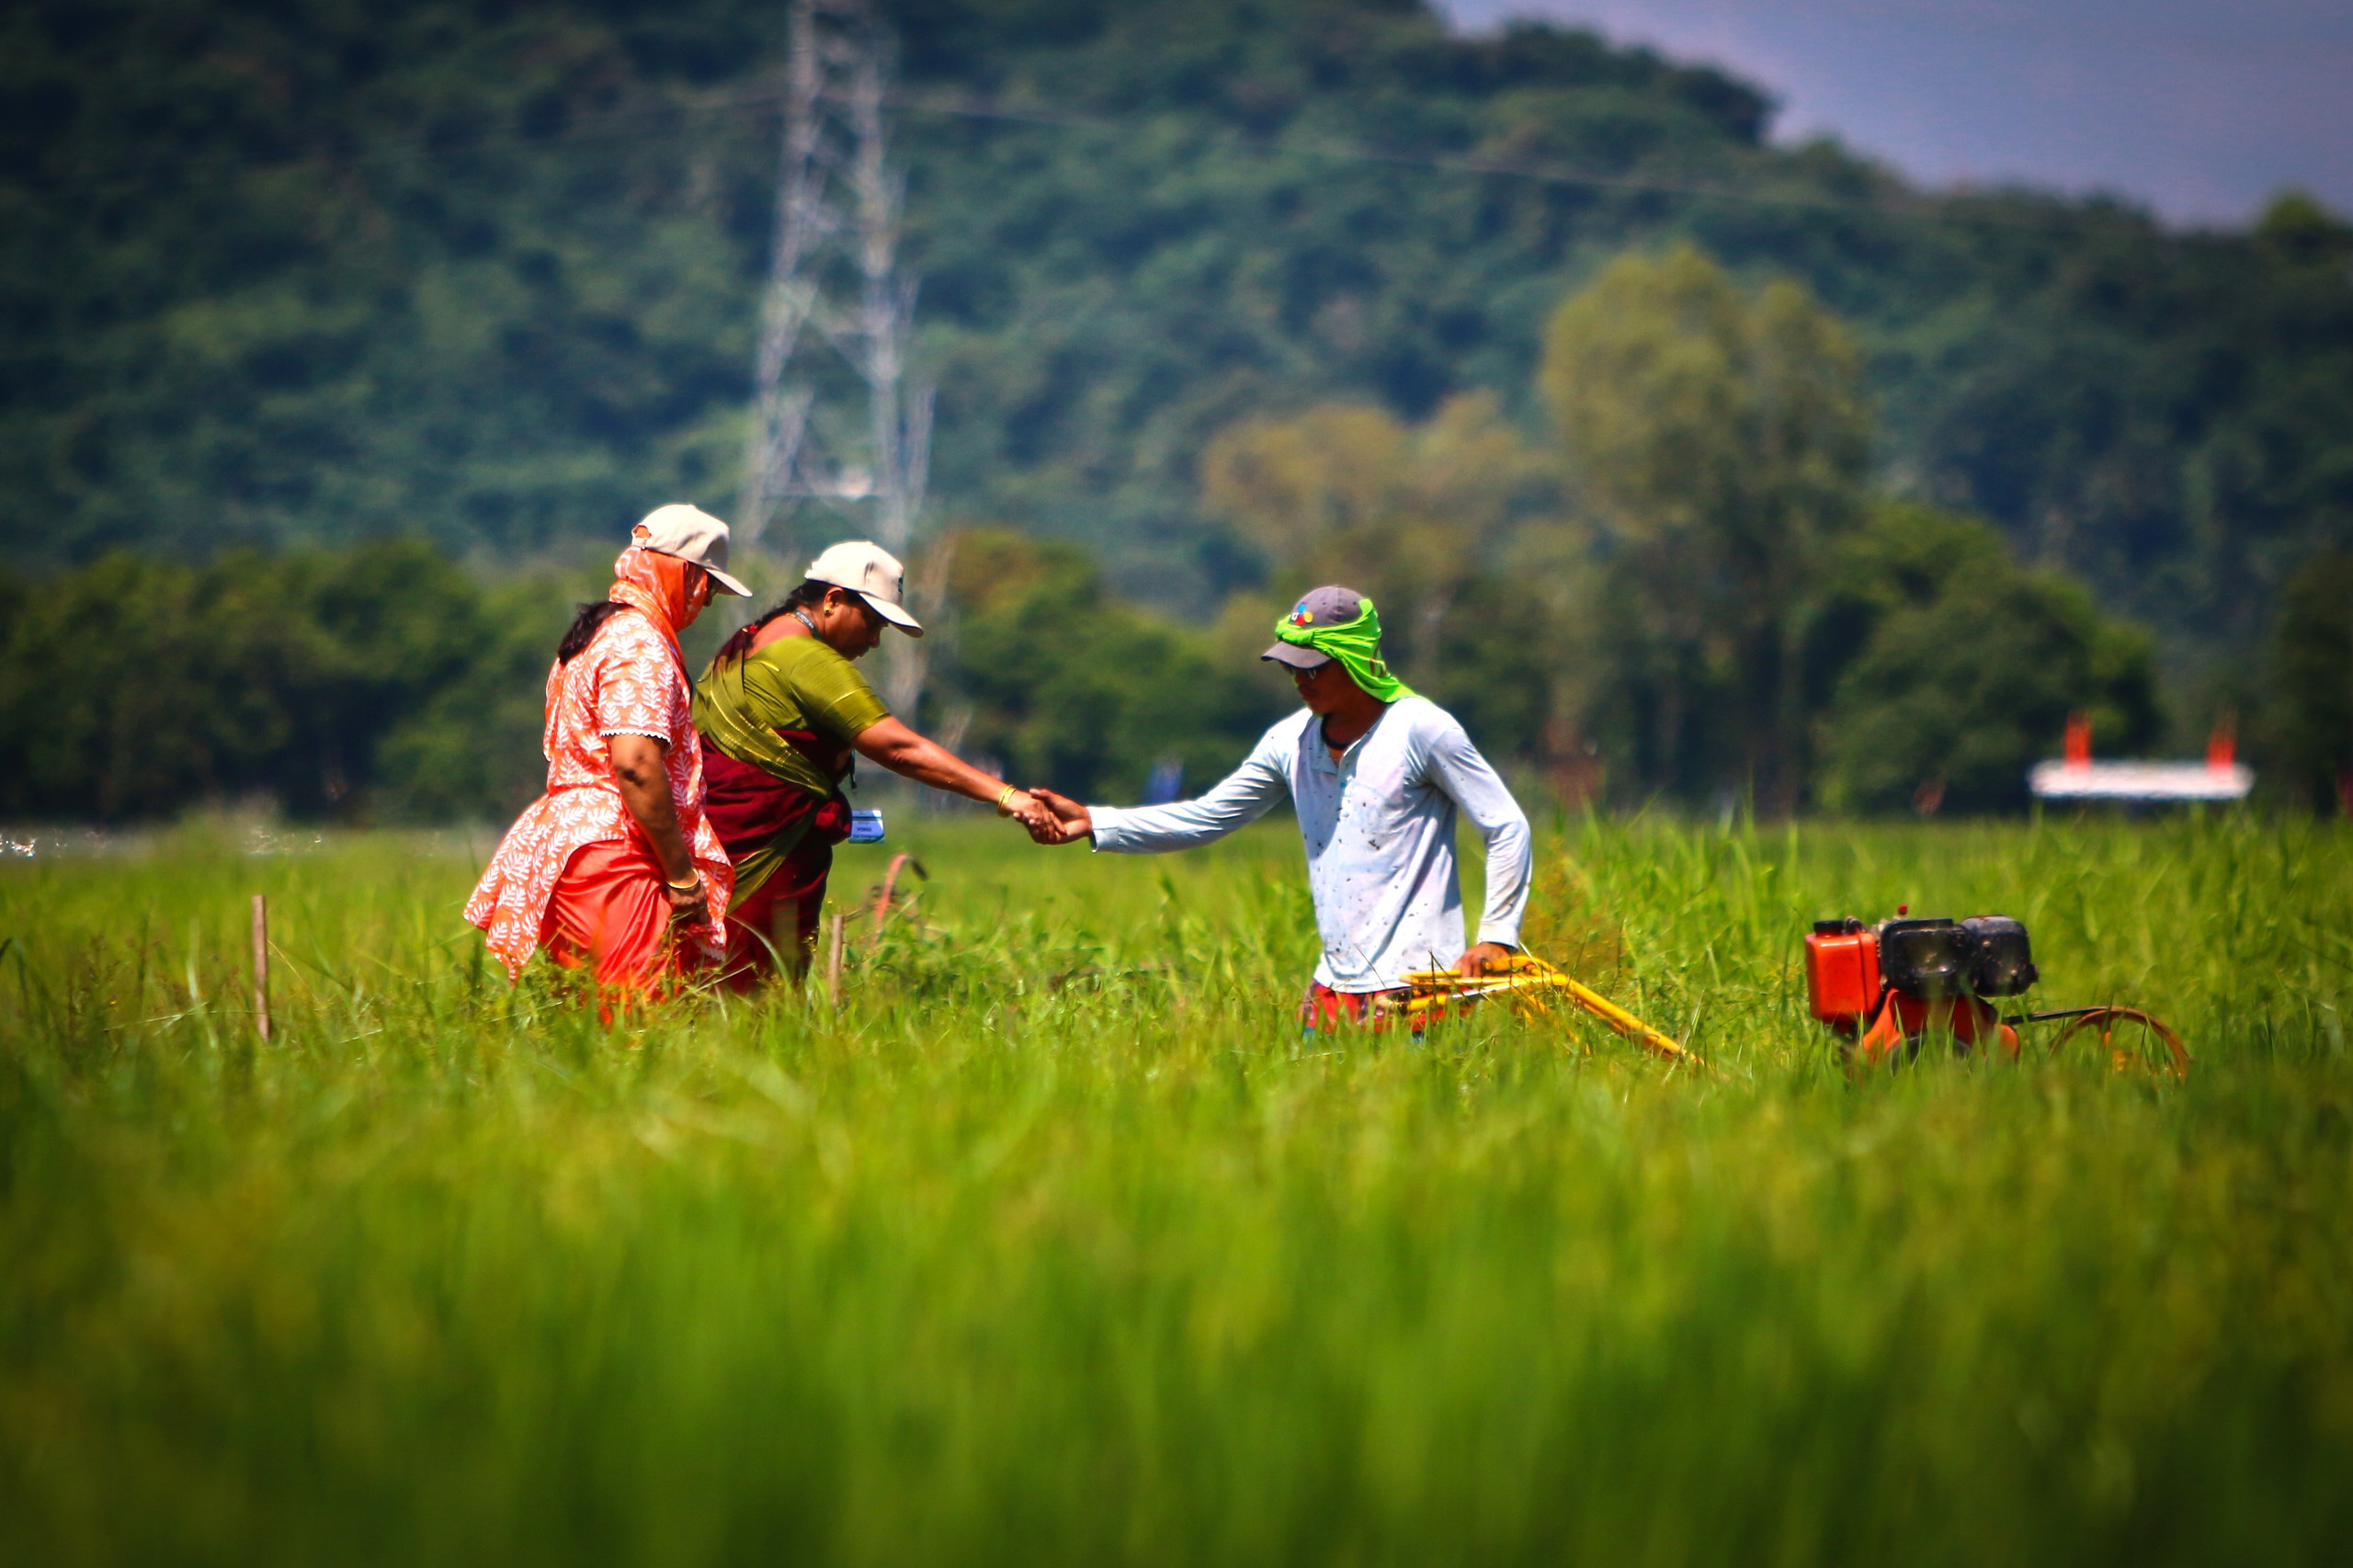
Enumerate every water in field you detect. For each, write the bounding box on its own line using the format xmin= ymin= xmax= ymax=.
xmin=2 ymin=814 xmax=2348 ymax=1564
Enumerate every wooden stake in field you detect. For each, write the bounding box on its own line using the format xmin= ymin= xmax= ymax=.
xmin=250 ymin=893 xmax=271 ymax=1043
xmin=825 ymin=910 xmax=846 ymax=1010
xmin=870 ymin=852 xmax=926 ymax=937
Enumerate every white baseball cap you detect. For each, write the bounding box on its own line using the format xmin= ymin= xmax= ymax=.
xmin=806 ymin=540 xmax=924 ymax=636
xmin=632 ymin=504 xmax=753 ymax=597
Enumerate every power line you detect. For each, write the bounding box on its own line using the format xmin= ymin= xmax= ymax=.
xmin=1451 ymin=0 xmax=2353 ymax=61
xmin=1 ymin=85 xmax=771 ymax=198
xmin=895 ymin=91 xmax=1972 ymax=226
xmin=3 ymin=74 xmax=2182 ymax=239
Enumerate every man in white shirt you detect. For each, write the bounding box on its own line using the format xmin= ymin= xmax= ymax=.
xmin=1028 ymin=585 xmax=1533 ymax=1028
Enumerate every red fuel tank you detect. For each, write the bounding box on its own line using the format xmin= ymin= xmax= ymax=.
xmin=1804 ymin=921 xmax=1881 ymax=1029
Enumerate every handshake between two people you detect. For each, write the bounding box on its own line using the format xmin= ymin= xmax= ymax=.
xmin=995 ymin=786 xmax=1092 ymax=846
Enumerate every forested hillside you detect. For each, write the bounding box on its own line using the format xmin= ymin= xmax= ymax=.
xmin=6 ymin=0 xmax=2350 ymax=697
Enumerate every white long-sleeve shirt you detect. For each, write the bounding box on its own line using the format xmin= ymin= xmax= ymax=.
xmin=1089 ymin=696 xmax=1532 ymax=992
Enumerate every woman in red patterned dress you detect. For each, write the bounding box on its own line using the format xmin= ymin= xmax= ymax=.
xmin=465 ymin=505 xmax=753 ymax=997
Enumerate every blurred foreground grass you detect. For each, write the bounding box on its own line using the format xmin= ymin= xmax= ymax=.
xmin=3 ymin=812 xmax=2350 ymax=1564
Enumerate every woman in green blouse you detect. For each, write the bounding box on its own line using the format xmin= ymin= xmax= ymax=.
xmin=694 ymin=540 xmax=1046 ymax=983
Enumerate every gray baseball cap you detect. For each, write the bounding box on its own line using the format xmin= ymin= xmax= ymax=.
xmin=1261 ymin=585 xmax=1370 ymax=670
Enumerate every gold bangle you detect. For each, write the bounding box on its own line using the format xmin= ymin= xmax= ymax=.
xmin=665 ymin=873 xmax=701 ymax=892
xmin=995 ymin=784 xmax=1017 ymax=815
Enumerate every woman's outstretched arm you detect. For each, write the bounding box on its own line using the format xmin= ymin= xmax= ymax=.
xmin=853 ymin=717 xmax=1048 ymax=828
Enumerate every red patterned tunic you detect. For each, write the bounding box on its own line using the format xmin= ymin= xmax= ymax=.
xmin=464 ymin=608 xmax=733 ymax=978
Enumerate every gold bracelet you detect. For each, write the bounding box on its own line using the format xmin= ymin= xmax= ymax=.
xmin=995 ymin=784 xmax=1017 ymax=815
xmin=665 ymin=873 xmax=701 ymax=892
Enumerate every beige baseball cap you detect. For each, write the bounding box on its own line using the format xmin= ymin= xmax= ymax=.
xmin=633 ymin=503 xmax=753 ymax=597
xmin=806 ymin=540 xmax=924 ymax=635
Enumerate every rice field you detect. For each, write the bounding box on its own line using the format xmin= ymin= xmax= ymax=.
xmin=2 ymin=810 xmax=2349 ymax=1564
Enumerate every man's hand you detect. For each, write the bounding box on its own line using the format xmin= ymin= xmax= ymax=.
xmin=1460 ymin=941 xmax=1514 ymax=980
xmin=1023 ymin=787 xmax=1092 ymax=846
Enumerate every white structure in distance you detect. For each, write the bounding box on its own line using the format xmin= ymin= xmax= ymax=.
xmin=2029 ymin=716 xmax=2252 ymax=803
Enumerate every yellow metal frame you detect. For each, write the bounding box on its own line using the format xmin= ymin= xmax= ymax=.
xmin=1400 ymin=953 xmax=1705 ymax=1072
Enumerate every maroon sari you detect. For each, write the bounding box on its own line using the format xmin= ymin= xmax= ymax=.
xmin=699 ymin=744 xmax=852 ymax=986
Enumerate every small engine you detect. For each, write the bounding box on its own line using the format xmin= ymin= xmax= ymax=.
xmin=1804 ymin=913 xmax=2039 ymax=1062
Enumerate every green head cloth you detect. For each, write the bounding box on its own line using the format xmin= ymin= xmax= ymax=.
xmin=1272 ymin=592 xmax=1415 ymax=703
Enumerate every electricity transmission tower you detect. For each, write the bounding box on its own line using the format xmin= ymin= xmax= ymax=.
xmin=736 ymin=0 xmax=934 ymax=710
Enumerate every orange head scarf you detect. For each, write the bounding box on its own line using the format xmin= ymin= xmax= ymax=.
xmin=607 ymin=545 xmax=708 ymax=653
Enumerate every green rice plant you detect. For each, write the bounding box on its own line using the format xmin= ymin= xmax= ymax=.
xmin=1 ymin=813 xmax=2348 ymax=1565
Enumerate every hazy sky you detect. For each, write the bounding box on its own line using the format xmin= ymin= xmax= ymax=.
xmin=1439 ymin=0 xmax=2352 ymax=226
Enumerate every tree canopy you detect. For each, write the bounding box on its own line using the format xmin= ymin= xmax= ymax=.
xmin=1543 ymin=244 xmax=1870 ymax=808
xmin=2263 ymin=551 xmax=2353 ymax=812
xmin=0 ymin=540 xmax=566 ymax=822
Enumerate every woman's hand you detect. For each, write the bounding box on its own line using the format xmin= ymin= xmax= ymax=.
xmin=665 ymin=873 xmax=705 ymax=929
xmin=995 ymin=786 xmax=1051 ymax=833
